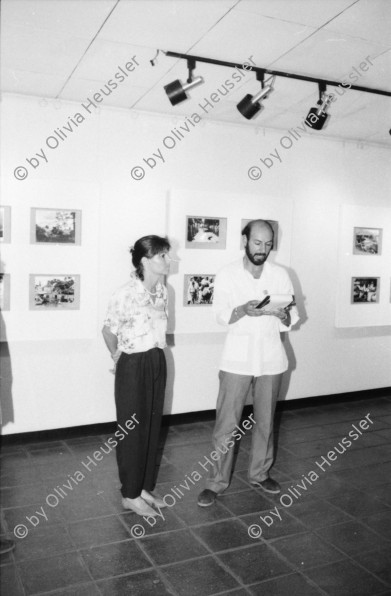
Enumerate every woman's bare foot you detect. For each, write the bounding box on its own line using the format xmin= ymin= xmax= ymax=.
xmin=141 ymin=490 xmax=167 ymax=508
xmin=122 ymin=496 xmax=157 ymax=516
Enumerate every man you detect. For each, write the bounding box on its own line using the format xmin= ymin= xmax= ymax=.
xmin=198 ymin=220 xmax=299 ymax=506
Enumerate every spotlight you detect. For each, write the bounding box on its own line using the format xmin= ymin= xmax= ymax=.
xmin=305 ymin=83 xmax=334 ymax=130
xmin=237 ymin=72 xmax=274 ymax=120
xmin=164 ymin=59 xmax=203 ymax=106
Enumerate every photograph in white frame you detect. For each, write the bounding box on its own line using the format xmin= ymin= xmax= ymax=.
xmin=31 ymin=208 xmax=82 ymax=245
xmin=183 ymin=274 xmax=215 ymax=306
xmin=351 ymin=277 xmax=380 ymax=304
xmin=29 ymin=274 xmax=80 ymax=310
xmin=0 ymin=273 xmax=11 ymax=310
xmin=0 ymin=206 xmax=11 ymax=243
xmin=240 ymin=218 xmax=279 ymax=250
xmin=185 ymin=216 xmax=227 ymax=249
xmin=353 ymin=227 xmax=382 ymax=255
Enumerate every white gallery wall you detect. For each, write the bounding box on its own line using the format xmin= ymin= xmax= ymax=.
xmin=1 ymin=92 xmax=390 ymax=434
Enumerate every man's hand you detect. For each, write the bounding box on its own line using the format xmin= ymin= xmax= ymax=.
xmin=243 ymin=300 xmax=269 ymax=317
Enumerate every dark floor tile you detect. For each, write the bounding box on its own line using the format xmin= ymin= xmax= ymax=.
xmin=0 ymin=484 xmax=49 ymax=508
xmin=140 ymin=528 xmax=207 ymax=565
xmin=222 ymin=474 xmax=250 ymax=495
xmin=304 ymin=559 xmax=387 ymax=596
xmin=371 ymin=483 xmax=391 ymax=506
xmin=13 ymin=523 xmax=74 ymax=561
xmin=317 ymin=520 xmax=391 ymax=556
xmin=218 ymin=543 xmax=291 ymax=584
xmin=219 ymin=490 xmax=273 ymax=516
xmin=81 ymin=540 xmax=151 ymax=580
xmin=286 ymin=497 xmax=352 ymax=529
xmin=56 ymin=491 xmax=115 ymax=522
xmin=192 ymin=518 xmax=253 ymax=552
xmin=0 ymin=564 xmax=25 ymax=596
xmin=97 ymin=568 xmax=175 ymax=595
xmin=155 ymin=462 xmax=184 ymax=483
xmin=163 ymin=423 xmax=213 ymax=445
xmin=361 ymin=510 xmax=391 ymax=540
xmin=0 ymin=467 xmax=44 ymax=487
xmin=18 ymin=552 xmax=91 ymax=594
xmin=277 ymin=422 xmax=351 ymax=444
xmin=67 ymin=515 xmax=131 ymax=547
xmin=3 ymin=502 xmax=64 ymax=529
xmin=328 ymin=488 xmax=391 ymax=517
xmin=273 ymin=531 xmax=345 ymax=570
xmin=249 ymin=572 xmax=322 ymax=595
xmin=353 ymin=548 xmax=391 ymax=585
xmin=161 ymin=556 xmax=239 ymax=596
xmin=45 ymin=583 xmax=101 ymax=595
xmin=173 ymin=497 xmax=234 ymax=526
xmin=121 ymin=506 xmax=185 ymax=536
xmin=240 ymin=509 xmax=306 ymax=541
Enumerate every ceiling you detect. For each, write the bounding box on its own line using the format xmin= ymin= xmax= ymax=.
xmin=2 ymin=0 xmax=391 ymax=146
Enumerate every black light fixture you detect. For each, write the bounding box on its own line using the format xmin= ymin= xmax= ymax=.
xmin=161 ymin=51 xmax=391 ymax=134
xmin=236 ymin=72 xmax=274 ymax=120
xmin=164 ymin=59 xmax=204 ymax=106
xmin=305 ymin=83 xmax=335 ymax=130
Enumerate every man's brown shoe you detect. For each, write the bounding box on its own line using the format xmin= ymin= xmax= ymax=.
xmin=197 ymin=489 xmax=217 ymax=507
xmin=251 ymin=477 xmax=281 ymax=494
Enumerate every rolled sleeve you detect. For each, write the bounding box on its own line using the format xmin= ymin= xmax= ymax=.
xmin=278 ymin=272 xmax=300 ymax=332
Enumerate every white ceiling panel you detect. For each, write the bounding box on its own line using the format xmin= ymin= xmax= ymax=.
xmin=2 ymin=25 xmax=91 ymax=77
xmin=191 ymin=10 xmax=317 ymax=65
xmin=99 ymin=0 xmax=238 ymax=51
xmin=324 ymin=0 xmax=391 ymax=47
xmin=236 ymin=0 xmax=356 ymax=28
xmin=270 ymin=29 xmax=389 ymax=80
xmin=2 ymin=0 xmax=117 ymax=38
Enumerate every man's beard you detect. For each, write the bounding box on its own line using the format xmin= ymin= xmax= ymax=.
xmin=245 ymin=244 xmax=268 ymax=265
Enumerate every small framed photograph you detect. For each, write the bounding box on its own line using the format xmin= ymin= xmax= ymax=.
xmin=29 ymin=274 xmax=80 ymax=310
xmin=183 ymin=274 xmax=215 ymax=306
xmin=353 ymin=227 xmax=382 ymax=255
xmin=0 ymin=206 xmax=11 ymax=243
xmin=351 ymin=277 xmax=380 ymax=304
xmin=186 ymin=216 xmax=227 ymax=249
xmin=240 ymin=219 xmax=279 ymax=250
xmin=31 ymin=208 xmax=81 ymax=245
xmin=0 ymin=273 xmax=11 ymax=310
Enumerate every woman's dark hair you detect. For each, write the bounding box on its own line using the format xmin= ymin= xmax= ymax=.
xmin=130 ymin=235 xmax=171 ymax=280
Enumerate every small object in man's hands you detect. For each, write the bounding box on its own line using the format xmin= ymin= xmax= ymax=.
xmin=255 ymin=296 xmax=270 ymax=309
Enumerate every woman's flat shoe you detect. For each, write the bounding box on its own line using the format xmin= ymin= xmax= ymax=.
xmin=122 ymin=496 xmax=157 ymax=516
xmin=141 ymin=490 xmax=167 ymax=508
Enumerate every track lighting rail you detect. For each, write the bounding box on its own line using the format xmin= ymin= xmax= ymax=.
xmin=165 ymin=51 xmax=391 ymax=97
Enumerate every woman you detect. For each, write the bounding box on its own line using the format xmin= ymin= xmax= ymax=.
xmin=102 ymin=235 xmax=171 ymax=516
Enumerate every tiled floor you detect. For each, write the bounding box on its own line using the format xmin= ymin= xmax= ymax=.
xmin=1 ymin=392 xmax=391 ymax=596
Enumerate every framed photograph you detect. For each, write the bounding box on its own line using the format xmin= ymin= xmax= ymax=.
xmin=185 ymin=216 xmax=227 ymax=249
xmin=351 ymin=277 xmax=380 ymax=304
xmin=29 ymin=274 xmax=80 ymax=310
xmin=353 ymin=227 xmax=382 ymax=255
xmin=31 ymin=208 xmax=81 ymax=245
xmin=240 ymin=219 xmax=279 ymax=250
xmin=183 ymin=274 xmax=215 ymax=306
xmin=0 ymin=206 xmax=11 ymax=243
xmin=0 ymin=273 xmax=11 ymax=310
